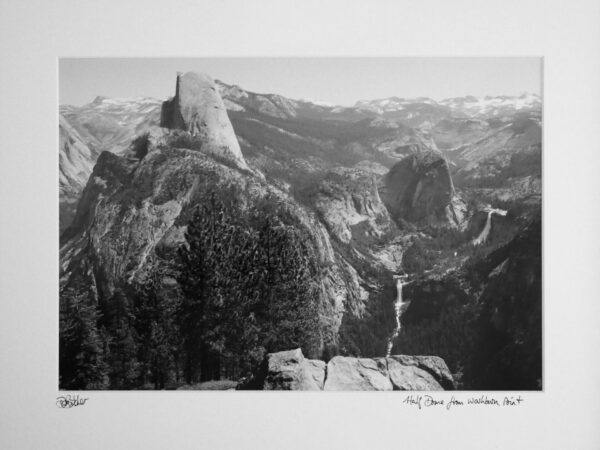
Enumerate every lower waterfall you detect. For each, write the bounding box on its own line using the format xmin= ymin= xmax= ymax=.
xmin=386 ymin=276 xmax=410 ymax=357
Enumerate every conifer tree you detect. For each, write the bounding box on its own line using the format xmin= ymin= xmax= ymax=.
xmin=177 ymin=190 xmax=323 ymax=381
xmin=178 ymin=192 xmax=235 ymax=382
xmin=133 ymin=263 xmax=180 ymax=389
xmin=104 ymin=288 xmax=139 ymax=389
xmin=59 ymin=289 xmax=108 ymax=389
xmin=251 ymin=204 xmax=321 ymax=357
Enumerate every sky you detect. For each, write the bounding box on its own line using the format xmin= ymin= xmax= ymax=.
xmin=60 ymin=58 xmax=542 ymax=107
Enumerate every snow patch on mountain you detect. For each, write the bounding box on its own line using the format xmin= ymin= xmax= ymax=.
xmin=354 ymin=94 xmax=540 ymax=118
xmin=440 ymin=94 xmax=541 ymax=117
xmin=354 ymin=97 xmax=438 ymax=114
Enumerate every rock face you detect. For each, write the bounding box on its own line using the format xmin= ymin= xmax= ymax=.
xmin=253 ymin=349 xmax=454 ymax=391
xmin=263 ymin=349 xmax=325 ymax=390
xmin=386 ymin=355 xmax=455 ymax=390
xmin=312 ymin=167 xmax=396 ymax=245
xmin=325 ymin=356 xmax=393 ymax=391
xmin=379 ymin=150 xmax=460 ymax=227
xmin=160 ymin=72 xmax=248 ymax=169
xmin=59 ymin=115 xmax=96 ymax=234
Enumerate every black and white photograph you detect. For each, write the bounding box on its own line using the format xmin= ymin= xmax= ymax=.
xmin=2 ymin=1 xmax=600 ymax=449
xmin=59 ymin=58 xmax=542 ymax=391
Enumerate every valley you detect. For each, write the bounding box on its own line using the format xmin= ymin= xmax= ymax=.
xmin=59 ymin=70 xmax=542 ymax=391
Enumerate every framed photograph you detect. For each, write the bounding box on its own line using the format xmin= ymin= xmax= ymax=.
xmin=1 ymin=1 xmax=599 ymax=449
xmin=58 ymin=56 xmax=542 ymax=393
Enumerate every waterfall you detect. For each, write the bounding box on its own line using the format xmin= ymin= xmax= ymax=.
xmin=386 ymin=276 xmax=409 ymax=357
xmin=471 ymin=208 xmax=507 ymax=246
xmin=472 ymin=211 xmax=493 ymax=246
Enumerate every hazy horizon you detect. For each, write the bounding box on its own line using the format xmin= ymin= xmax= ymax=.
xmin=60 ymin=57 xmax=542 ymax=107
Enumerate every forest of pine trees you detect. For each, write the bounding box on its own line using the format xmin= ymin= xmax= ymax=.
xmin=59 ymin=190 xmax=323 ymax=389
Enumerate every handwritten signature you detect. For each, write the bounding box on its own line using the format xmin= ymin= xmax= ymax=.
xmin=56 ymin=395 xmax=89 ymax=408
xmin=403 ymin=394 xmax=524 ymax=410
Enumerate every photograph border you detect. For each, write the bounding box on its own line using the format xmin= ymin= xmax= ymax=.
xmin=1 ymin=1 xmax=599 ymax=449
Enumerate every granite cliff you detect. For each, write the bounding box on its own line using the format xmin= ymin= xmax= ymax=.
xmin=379 ymin=150 xmax=465 ymax=228
xmin=160 ymin=72 xmax=248 ymax=170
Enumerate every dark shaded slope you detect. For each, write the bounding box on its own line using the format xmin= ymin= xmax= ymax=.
xmin=467 ymin=215 xmax=542 ymax=389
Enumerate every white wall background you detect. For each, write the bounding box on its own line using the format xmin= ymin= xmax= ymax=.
xmin=0 ymin=0 xmax=599 ymax=448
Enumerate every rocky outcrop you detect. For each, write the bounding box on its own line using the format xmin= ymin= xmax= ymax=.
xmin=160 ymin=72 xmax=248 ymax=169
xmin=250 ymin=349 xmax=454 ymax=391
xmin=262 ymin=349 xmax=325 ymax=390
xmin=312 ymin=167 xmax=396 ymax=245
xmin=386 ymin=355 xmax=455 ymax=390
xmin=324 ymin=356 xmax=393 ymax=390
xmin=379 ymin=150 xmax=461 ymax=227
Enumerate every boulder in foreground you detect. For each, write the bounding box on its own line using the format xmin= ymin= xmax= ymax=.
xmin=242 ymin=348 xmax=454 ymax=391
xmin=262 ymin=348 xmax=325 ymax=390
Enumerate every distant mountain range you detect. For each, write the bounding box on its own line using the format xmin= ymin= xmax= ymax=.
xmin=354 ymin=93 xmax=540 ymax=118
xmin=60 ymin=83 xmax=540 ymax=223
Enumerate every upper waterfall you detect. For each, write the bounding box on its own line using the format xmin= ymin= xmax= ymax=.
xmin=471 ymin=208 xmax=507 ymax=246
